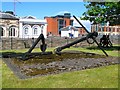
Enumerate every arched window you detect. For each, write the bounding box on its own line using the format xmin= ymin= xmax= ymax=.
xmin=24 ymin=27 xmax=28 ymax=34
xmin=0 ymin=27 xmax=4 ymax=36
xmin=23 ymin=25 xmax=31 ymax=35
xmin=32 ymin=25 xmax=40 ymax=35
xmin=9 ymin=27 xmax=16 ymax=36
xmin=33 ymin=27 xmax=37 ymax=35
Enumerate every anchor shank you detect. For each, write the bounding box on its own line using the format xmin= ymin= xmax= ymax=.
xmin=55 ymin=32 xmax=97 ymax=53
xmin=60 ymin=36 xmax=87 ymax=50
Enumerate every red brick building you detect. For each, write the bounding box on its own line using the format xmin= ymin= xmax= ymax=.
xmin=44 ymin=13 xmax=74 ymax=36
xmin=91 ymin=24 xmax=120 ymax=35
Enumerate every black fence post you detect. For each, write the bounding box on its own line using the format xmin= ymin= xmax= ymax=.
xmin=50 ymin=37 xmax=53 ymax=47
xmin=32 ymin=37 xmax=34 ymax=45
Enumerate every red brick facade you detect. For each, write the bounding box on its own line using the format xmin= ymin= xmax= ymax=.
xmin=91 ymin=24 xmax=120 ymax=35
xmin=45 ymin=13 xmax=73 ymax=36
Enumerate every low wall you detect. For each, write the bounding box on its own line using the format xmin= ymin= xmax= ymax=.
xmin=0 ymin=35 xmax=119 ymax=50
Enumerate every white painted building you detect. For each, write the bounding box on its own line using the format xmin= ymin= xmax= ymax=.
xmin=19 ymin=16 xmax=47 ymax=38
xmin=60 ymin=25 xmax=79 ymax=38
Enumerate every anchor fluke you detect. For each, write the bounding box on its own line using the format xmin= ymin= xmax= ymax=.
xmin=40 ymin=44 xmax=47 ymax=52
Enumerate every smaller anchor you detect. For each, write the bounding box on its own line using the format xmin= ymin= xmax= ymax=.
xmin=22 ymin=33 xmax=47 ymax=60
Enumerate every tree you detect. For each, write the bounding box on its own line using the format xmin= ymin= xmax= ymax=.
xmin=81 ymin=2 xmax=120 ymax=25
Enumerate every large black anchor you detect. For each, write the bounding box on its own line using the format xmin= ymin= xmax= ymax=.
xmin=54 ymin=15 xmax=108 ymax=57
xmin=22 ymin=33 xmax=47 ymax=60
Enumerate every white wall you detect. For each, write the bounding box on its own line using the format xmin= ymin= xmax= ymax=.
xmin=61 ymin=30 xmax=78 ymax=38
xmin=61 ymin=31 xmax=69 ymax=37
xmin=19 ymin=19 xmax=47 ymax=38
xmin=42 ymin=24 xmax=47 ymax=38
xmin=19 ymin=22 xmax=23 ymax=38
xmin=74 ymin=31 xmax=78 ymax=37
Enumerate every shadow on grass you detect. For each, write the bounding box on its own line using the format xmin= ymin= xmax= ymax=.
xmin=1 ymin=51 xmax=53 ymax=60
xmin=86 ymin=46 xmax=120 ymax=51
xmin=0 ymin=52 xmax=24 ymax=58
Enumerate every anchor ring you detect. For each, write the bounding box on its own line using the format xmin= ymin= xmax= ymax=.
xmin=86 ymin=37 xmax=95 ymax=44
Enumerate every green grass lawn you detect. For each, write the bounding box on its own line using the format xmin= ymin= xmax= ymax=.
xmin=1 ymin=46 xmax=119 ymax=88
xmin=2 ymin=61 xmax=119 ymax=88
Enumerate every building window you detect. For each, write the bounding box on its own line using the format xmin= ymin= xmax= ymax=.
xmin=98 ymin=26 xmax=101 ymax=32
xmin=70 ymin=20 xmax=73 ymax=26
xmin=100 ymin=27 xmax=104 ymax=32
xmin=33 ymin=28 xmax=37 ymax=35
xmin=106 ymin=27 xmax=111 ymax=32
xmin=24 ymin=27 xmax=28 ymax=35
xmin=59 ymin=26 xmax=64 ymax=29
xmin=58 ymin=19 xmax=65 ymax=27
xmin=109 ymin=27 xmax=111 ymax=32
xmin=106 ymin=27 xmax=109 ymax=32
xmin=96 ymin=24 xmax=99 ymax=31
xmin=23 ymin=25 xmax=31 ymax=35
xmin=0 ymin=27 xmax=4 ymax=36
xmin=113 ymin=28 xmax=115 ymax=32
xmin=59 ymin=19 xmax=64 ymax=25
xmin=9 ymin=27 xmax=15 ymax=36
xmin=32 ymin=25 xmax=40 ymax=35
xmin=58 ymin=19 xmax=65 ymax=35
xmin=117 ymin=28 xmax=120 ymax=32
xmin=99 ymin=27 xmax=104 ymax=32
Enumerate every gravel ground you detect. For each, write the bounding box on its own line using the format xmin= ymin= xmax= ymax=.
xmin=2 ymin=51 xmax=119 ymax=79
